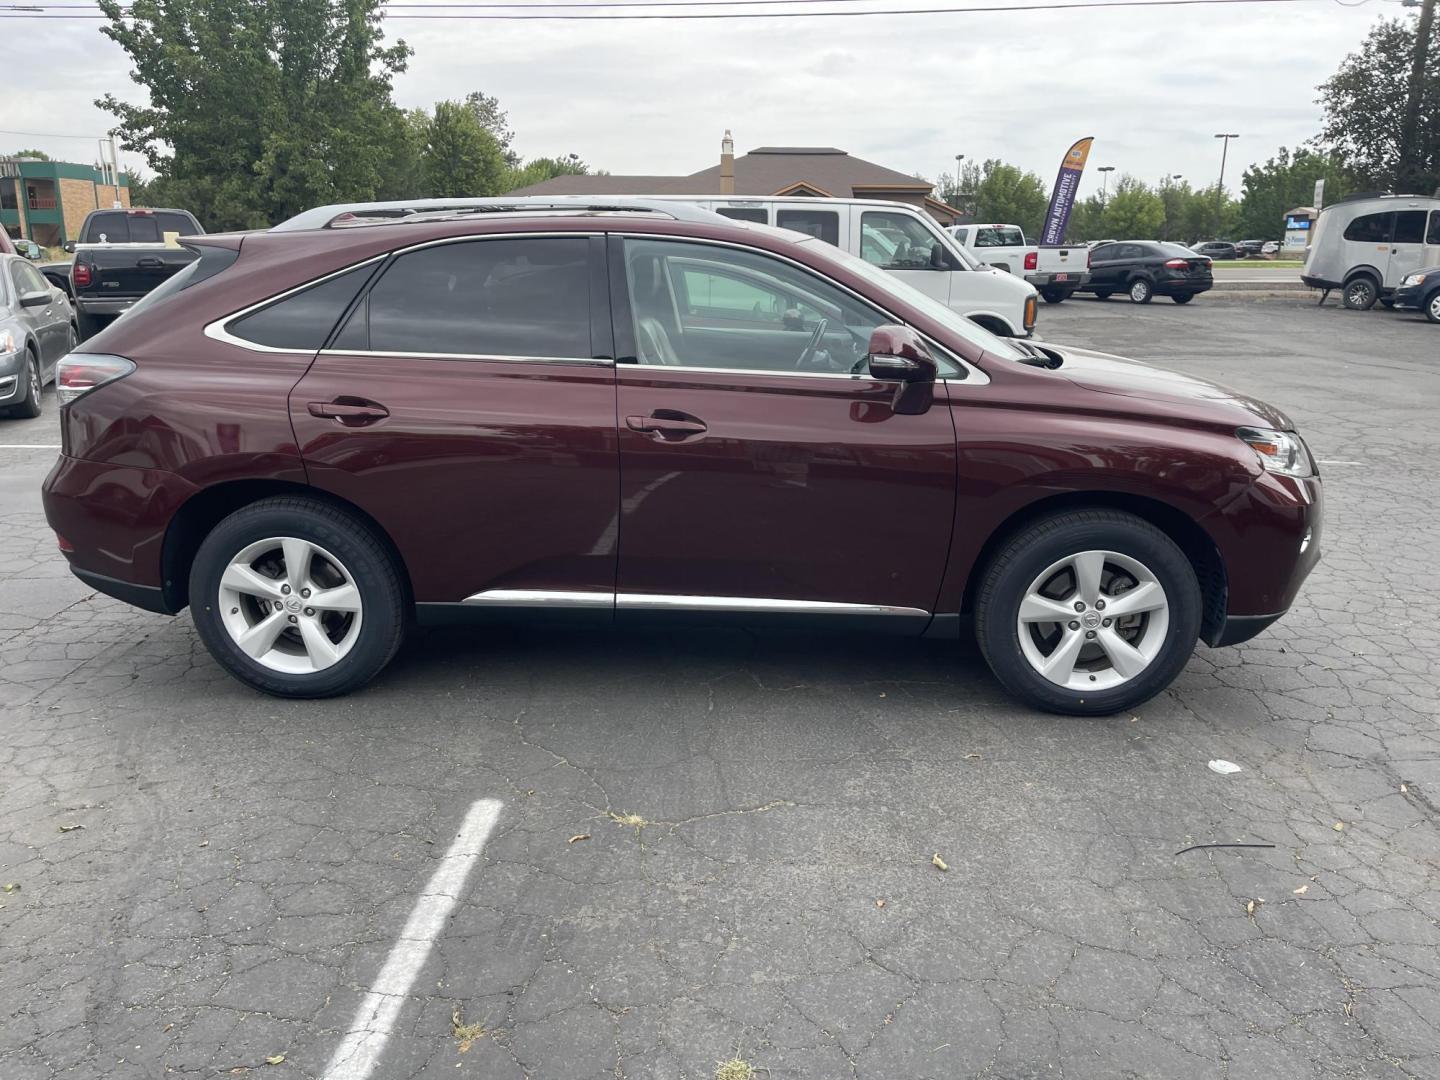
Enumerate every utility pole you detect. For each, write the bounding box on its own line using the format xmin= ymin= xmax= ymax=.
xmin=1398 ymin=0 xmax=1435 ymax=192
xmin=108 ymin=134 xmax=122 ymax=207
xmin=1214 ymin=133 xmax=1239 ymax=237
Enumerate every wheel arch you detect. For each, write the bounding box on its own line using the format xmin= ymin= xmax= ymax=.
xmin=968 ymin=312 xmax=1017 ymax=337
xmin=958 ymin=490 xmax=1227 ymax=646
xmin=160 ymin=480 xmax=414 ymax=613
xmin=1342 ymin=264 xmax=1382 ymax=286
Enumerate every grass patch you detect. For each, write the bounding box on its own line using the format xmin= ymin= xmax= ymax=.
xmin=607 ymin=810 xmax=650 ymax=829
xmin=715 ymin=1058 xmax=757 ymax=1080
xmin=451 ymin=1006 xmax=486 ymax=1052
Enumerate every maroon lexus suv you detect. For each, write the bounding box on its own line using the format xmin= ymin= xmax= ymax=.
xmin=41 ymin=198 xmax=1321 ymax=714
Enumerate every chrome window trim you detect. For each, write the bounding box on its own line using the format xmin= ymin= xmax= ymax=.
xmin=316 ymin=349 xmax=612 ymax=367
xmin=615 ymin=232 xmax=988 ymax=385
xmin=621 ymin=363 xmax=865 ymax=382
xmin=203 ymin=232 xmax=601 ymax=357
xmin=462 ymin=588 xmax=929 ymax=618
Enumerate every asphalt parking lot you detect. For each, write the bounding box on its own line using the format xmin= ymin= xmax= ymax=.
xmin=2 ymin=296 xmax=1438 ymax=1080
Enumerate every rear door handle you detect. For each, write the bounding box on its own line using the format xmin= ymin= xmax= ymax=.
xmin=308 ymin=400 xmax=390 ymax=424
xmin=626 ymin=413 xmax=708 ymax=440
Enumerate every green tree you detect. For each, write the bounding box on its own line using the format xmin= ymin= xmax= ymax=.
xmin=425 ymin=99 xmax=508 ymax=198
xmin=505 ymin=153 xmax=590 ymax=191
xmin=96 ymin=0 xmax=413 ymax=230
xmin=1102 ymin=175 xmax=1165 ymax=239
xmin=1064 ymin=194 xmax=1107 ymax=242
xmin=8 ymin=148 xmax=51 ymax=160
xmin=1236 ymin=146 xmax=1359 ymax=239
xmin=465 ymin=91 xmax=519 ymax=167
xmin=969 ymin=159 xmax=1049 ymax=239
xmin=1317 ymin=13 xmax=1440 ymax=194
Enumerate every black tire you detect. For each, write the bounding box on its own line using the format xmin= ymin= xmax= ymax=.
xmin=1093 ymin=290 xmax=1113 ymax=300
xmin=1040 ymin=288 xmax=1067 ymax=304
xmin=188 ymin=496 xmax=406 ymax=698
xmin=1426 ymin=289 xmax=1440 ymax=324
xmin=1342 ymin=275 xmax=1378 ymax=311
xmin=974 ymin=510 xmax=1202 ymax=716
xmin=14 ymin=349 xmax=43 ymax=418
xmin=1127 ymin=278 xmax=1154 ymax=304
xmin=1171 ymin=293 xmax=1194 ymax=304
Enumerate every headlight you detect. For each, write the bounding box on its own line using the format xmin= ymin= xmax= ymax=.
xmin=1402 ymin=272 xmax=1427 ymax=287
xmin=1237 ymin=426 xmax=1315 ymax=478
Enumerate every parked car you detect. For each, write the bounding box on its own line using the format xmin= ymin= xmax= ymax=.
xmin=641 ymin=196 xmax=1038 ymax=338
xmin=1078 ymin=241 xmax=1214 ymax=304
xmin=66 ymin=207 xmax=204 ymax=336
xmin=947 ymin=223 xmax=1091 ymax=304
xmin=1301 ymin=192 xmax=1440 ymax=310
xmin=1391 ymin=266 xmax=1440 ymax=323
xmin=1 ymin=253 xmax=77 ymax=418
xmin=1234 ymin=240 xmax=1271 ymax=258
xmin=1261 ymin=241 xmax=1281 ymax=256
xmin=1190 ymin=241 xmax=1239 ymax=261
xmin=43 ymin=196 xmax=1322 ymax=716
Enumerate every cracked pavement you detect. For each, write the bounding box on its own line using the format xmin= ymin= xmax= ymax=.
xmin=2 ymin=296 xmax=1438 ymax=1078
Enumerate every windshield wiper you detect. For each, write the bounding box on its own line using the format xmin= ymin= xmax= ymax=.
xmin=1014 ymin=340 xmax=1062 ymax=368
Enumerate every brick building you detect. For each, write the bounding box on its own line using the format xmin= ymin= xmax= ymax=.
xmin=1 ymin=157 xmax=132 ymax=249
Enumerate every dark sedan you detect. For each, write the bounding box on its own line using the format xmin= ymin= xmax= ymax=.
xmin=1078 ymin=242 xmax=1214 ymax=304
xmin=1392 ymin=266 xmax=1440 ymax=323
xmin=1190 ymin=241 xmax=1239 ymax=261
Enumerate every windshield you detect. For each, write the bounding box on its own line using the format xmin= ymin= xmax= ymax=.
xmin=796 ymin=237 xmax=1025 ymax=362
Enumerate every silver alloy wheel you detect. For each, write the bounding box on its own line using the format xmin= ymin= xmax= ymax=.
xmin=1345 ymin=279 xmax=1374 ymax=308
xmin=1016 ymin=549 xmax=1170 ymax=691
xmin=26 ymin=354 xmax=41 ymax=403
xmin=1429 ymin=292 xmax=1440 ymax=322
xmin=217 ymin=536 xmax=363 ymax=674
xmin=1130 ymin=280 xmax=1149 ymax=302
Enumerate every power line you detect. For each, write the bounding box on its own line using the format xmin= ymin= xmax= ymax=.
xmin=0 ymin=126 xmax=111 ymax=138
xmin=0 ymin=0 xmax=1329 ymax=18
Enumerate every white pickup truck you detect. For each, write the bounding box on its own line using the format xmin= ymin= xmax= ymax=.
xmin=946 ymin=223 xmax=1090 ymax=304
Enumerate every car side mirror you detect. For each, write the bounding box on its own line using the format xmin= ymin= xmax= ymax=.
xmin=19 ymin=290 xmax=50 ymax=308
xmin=929 ymin=243 xmax=950 ymax=270
xmin=866 ymin=325 xmax=937 ymax=415
xmin=63 ymin=241 xmax=76 ymax=254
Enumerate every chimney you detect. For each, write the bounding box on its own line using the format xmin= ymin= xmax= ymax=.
xmin=719 ymin=129 xmax=735 ymax=195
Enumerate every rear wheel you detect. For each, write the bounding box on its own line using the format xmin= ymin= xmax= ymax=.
xmin=1426 ymin=289 xmax=1440 ymax=324
xmin=1093 ymin=290 xmax=1113 ymax=300
xmin=1040 ymin=287 xmax=1069 ymax=304
xmin=1171 ymin=293 xmax=1194 ymax=304
xmin=975 ymin=510 xmax=1202 ymax=715
xmin=188 ymin=497 xmax=406 ymax=698
xmin=1342 ymin=275 xmax=1378 ymax=311
xmin=1128 ymin=278 xmax=1153 ymax=304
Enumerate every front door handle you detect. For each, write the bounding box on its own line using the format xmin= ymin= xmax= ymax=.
xmin=308 ymin=400 xmax=390 ymax=425
xmin=626 ymin=413 xmax=708 ymax=440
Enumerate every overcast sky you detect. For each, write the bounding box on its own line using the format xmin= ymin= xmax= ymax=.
xmin=1 ymin=1 xmax=1391 ymax=202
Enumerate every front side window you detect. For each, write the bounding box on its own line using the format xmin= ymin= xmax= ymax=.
xmin=715 ymin=207 xmax=767 ymax=224
xmin=623 ymin=237 xmax=895 ymax=375
xmin=348 ymin=237 xmax=592 ymax=358
xmin=1393 ymin=210 xmax=1427 ymax=245
xmin=775 ymin=209 xmax=839 ymax=246
xmin=860 ymin=211 xmax=941 ymax=270
xmin=1343 ymin=212 xmax=1393 ymax=243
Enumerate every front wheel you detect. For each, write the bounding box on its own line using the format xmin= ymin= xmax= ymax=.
xmin=1426 ymin=290 xmax=1440 ymax=324
xmin=974 ymin=510 xmax=1202 ymax=715
xmin=1128 ymin=278 xmax=1154 ymax=304
xmin=188 ymin=497 xmax=407 ymax=698
xmin=14 ymin=350 xmax=43 ymax=418
xmin=1171 ymin=293 xmax=1194 ymax=304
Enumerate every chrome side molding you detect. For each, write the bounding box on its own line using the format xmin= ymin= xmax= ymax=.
xmin=462 ymin=589 xmax=929 ymax=618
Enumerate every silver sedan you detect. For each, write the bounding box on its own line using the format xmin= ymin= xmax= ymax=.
xmin=1 ymin=253 xmax=78 ymax=418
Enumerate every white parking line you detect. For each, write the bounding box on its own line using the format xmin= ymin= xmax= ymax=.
xmin=320 ymin=798 xmax=503 ymax=1080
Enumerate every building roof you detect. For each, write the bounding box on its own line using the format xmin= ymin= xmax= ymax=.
xmin=509 ymin=147 xmax=930 ymax=198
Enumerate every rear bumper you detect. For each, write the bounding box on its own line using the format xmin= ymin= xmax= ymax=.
xmin=1025 ymin=272 xmax=1089 ymax=289
xmin=71 ymin=565 xmax=176 ymax=614
xmin=1209 ymin=612 xmax=1284 ymax=647
xmin=1301 ymin=274 xmax=1340 ymax=290
xmin=75 ymin=298 xmax=137 ymax=315
xmin=1156 ymin=279 xmax=1213 ymax=296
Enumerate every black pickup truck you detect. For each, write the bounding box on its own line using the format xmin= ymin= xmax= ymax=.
xmin=65 ymin=207 xmax=203 ymax=336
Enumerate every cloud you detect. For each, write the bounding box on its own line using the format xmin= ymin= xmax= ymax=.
xmin=1 ymin=1 xmax=1388 ymax=205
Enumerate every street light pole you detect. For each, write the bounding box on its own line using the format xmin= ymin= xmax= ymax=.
xmin=1097 ymin=165 xmax=1115 ymax=203
xmin=1213 ymin=133 xmax=1238 ymax=237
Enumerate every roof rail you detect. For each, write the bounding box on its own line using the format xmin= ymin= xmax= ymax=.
xmin=271 ymin=196 xmax=732 ymax=232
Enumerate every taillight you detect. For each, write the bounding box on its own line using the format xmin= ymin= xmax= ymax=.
xmin=1087 ymin=248 xmax=1093 ymax=268
xmin=1024 ymin=251 xmax=1038 ymax=271
xmin=73 ymin=261 xmax=92 ymax=288
xmin=57 ymin=353 xmax=135 ymax=405
xmin=1164 ymin=259 xmax=1189 ymax=269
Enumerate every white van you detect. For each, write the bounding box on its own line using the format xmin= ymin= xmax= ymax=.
xmin=636 ymin=196 xmax=1038 ymax=337
xmin=1301 ymin=193 xmax=1440 ymax=310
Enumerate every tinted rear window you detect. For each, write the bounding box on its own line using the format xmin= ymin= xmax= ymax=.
xmin=341 ymin=237 xmax=592 ymax=358
xmin=1394 ymin=210 xmax=1427 ymax=245
xmin=229 ymin=263 xmax=377 ymax=350
xmin=1343 ymin=212 xmax=1392 ymax=243
xmin=715 ymin=207 xmax=767 ymax=224
xmin=85 ymin=211 xmax=199 ymax=243
xmin=776 ymin=210 xmax=839 ymax=246
xmin=1156 ymin=243 xmax=1198 ymax=258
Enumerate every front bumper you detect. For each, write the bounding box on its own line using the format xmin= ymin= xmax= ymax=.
xmin=1391 ymin=281 xmax=1431 ymax=310
xmin=0 ymin=349 xmax=25 ymax=404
